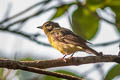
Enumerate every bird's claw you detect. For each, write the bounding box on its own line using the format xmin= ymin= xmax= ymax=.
xmin=57 ymin=58 xmax=67 ymax=62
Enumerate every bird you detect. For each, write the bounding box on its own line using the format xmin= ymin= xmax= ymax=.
xmin=37 ymin=21 xmax=102 ymax=59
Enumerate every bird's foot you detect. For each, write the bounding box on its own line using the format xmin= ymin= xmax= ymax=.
xmin=57 ymin=57 xmax=67 ymax=62
xmin=68 ymin=56 xmax=73 ymax=59
xmin=98 ymin=52 xmax=103 ymax=56
xmin=68 ymin=53 xmax=74 ymax=59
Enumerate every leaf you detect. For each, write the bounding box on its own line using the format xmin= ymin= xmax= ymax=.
xmin=72 ymin=6 xmax=99 ymax=40
xmin=86 ymin=0 xmax=105 ymax=5
xmin=106 ymin=0 xmax=120 ymax=6
xmin=104 ymin=64 xmax=120 ymax=80
xmin=110 ymin=6 xmax=120 ymax=22
xmin=107 ymin=1 xmax=120 ymax=32
xmin=50 ymin=3 xmax=74 ymax=20
xmin=44 ymin=70 xmax=82 ymax=80
xmin=55 ymin=70 xmax=80 ymax=77
xmin=86 ymin=0 xmax=105 ymax=11
xmin=16 ymin=70 xmax=38 ymax=80
xmin=110 ymin=5 xmax=120 ymax=32
xmin=0 ymin=68 xmax=4 ymax=79
xmin=19 ymin=57 xmax=34 ymax=61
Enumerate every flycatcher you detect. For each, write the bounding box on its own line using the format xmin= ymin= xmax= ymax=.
xmin=37 ymin=21 xmax=102 ymax=59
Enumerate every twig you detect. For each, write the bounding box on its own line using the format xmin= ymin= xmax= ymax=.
xmin=95 ymin=64 xmax=104 ymax=80
xmin=3 ymin=3 xmax=12 ymax=20
xmin=118 ymin=44 xmax=120 ymax=56
xmin=0 ymin=0 xmax=49 ymax=25
xmin=18 ymin=65 xmax=83 ymax=80
xmin=5 ymin=6 xmax=57 ymax=29
xmin=92 ymin=39 xmax=120 ymax=47
xmin=0 ymin=27 xmax=50 ymax=46
xmin=66 ymin=9 xmax=72 ymax=27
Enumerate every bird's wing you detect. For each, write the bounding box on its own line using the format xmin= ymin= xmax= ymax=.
xmin=51 ymin=28 xmax=88 ymax=46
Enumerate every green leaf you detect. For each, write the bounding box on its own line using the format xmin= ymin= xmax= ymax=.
xmin=105 ymin=1 xmax=120 ymax=21
xmin=50 ymin=3 xmax=74 ymax=20
xmin=105 ymin=64 xmax=120 ymax=80
xmin=0 ymin=68 xmax=4 ymax=79
xmin=86 ymin=0 xmax=105 ymax=5
xmin=19 ymin=57 xmax=34 ymax=61
xmin=86 ymin=0 xmax=105 ymax=11
xmin=110 ymin=5 xmax=120 ymax=33
xmin=44 ymin=70 xmax=82 ymax=80
xmin=108 ymin=0 xmax=120 ymax=32
xmin=16 ymin=70 xmax=38 ymax=80
xmin=55 ymin=70 xmax=80 ymax=77
xmin=106 ymin=0 xmax=120 ymax=6
xmin=72 ymin=6 xmax=99 ymax=40
xmin=110 ymin=6 xmax=120 ymax=22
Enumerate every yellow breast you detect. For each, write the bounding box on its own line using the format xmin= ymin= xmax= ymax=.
xmin=47 ymin=35 xmax=81 ymax=55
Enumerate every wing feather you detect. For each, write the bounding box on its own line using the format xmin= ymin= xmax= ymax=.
xmin=50 ymin=28 xmax=88 ymax=47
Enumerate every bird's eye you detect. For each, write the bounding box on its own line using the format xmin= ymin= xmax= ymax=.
xmin=46 ymin=24 xmax=50 ymax=26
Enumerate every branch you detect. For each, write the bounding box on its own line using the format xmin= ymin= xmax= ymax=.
xmin=0 ymin=59 xmax=82 ymax=80
xmin=18 ymin=65 xmax=83 ymax=80
xmin=0 ymin=55 xmax=119 ymax=69
xmin=5 ymin=6 xmax=57 ymax=29
xmin=0 ymin=55 xmax=119 ymax=79
xmin=91 ymin=39 xmax=120 ymax=47
xmin=22 ymin=55 xmax=120 ymax=68
xmin=3 ymin=3 xmax=12 ymax=20
xmin=0 ymin=27 xmax=51 ymax=46
xmin=0 ymin=0 xmax=49 ymax=24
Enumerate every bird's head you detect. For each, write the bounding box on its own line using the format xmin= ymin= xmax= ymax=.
xmin=37 ymin=21 xmax=60 ymax=34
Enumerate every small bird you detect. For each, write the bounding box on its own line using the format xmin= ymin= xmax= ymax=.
xmin=37 ymin=21 xmax=102 ymax=59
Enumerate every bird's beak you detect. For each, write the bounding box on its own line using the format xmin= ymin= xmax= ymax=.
xmin=37 ymin=26 xmax=42 ymax=29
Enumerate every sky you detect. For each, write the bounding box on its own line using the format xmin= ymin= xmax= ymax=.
xmin=0 ymin=0 xmax=120 ymax=80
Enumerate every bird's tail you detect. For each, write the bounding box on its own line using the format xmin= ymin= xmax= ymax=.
xmin=77 ymin=46 xmax=102 ymax=56
xmin=84 ymin=47 xmax=103 ymax=56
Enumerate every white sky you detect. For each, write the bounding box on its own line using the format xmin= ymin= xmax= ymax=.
xmin=0 ymin=0 xmax=120 ymax=80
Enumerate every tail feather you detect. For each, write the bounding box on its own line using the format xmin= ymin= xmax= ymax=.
xmin=84 ymin=47 xmax=103 ymax=56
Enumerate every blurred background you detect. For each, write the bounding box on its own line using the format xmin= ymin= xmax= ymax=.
xmin=0 ymin=0 xmax=120 ymax=80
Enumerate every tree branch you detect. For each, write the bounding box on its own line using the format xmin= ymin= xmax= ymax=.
xmin=92 ymin=39 xmax=120 ymax=47
xmin=5 ymin=6 xmax=57 ymax=29
xmin=0 ymin=27 xmax=51 ymax=46
xmin=0 ymin=55 xmax=119 ymax=80
xmin=22 ymin=55 xmax=120 ymax=69
xmin=0 ymin=55 xmax=119 ymax=69
xmin=0 ymin=59 xmax=82 ymax=80
xmin=18 ymin=65 xmax=83 ymax=80
xmin=0 ymin=0 xmax=49 ymax=25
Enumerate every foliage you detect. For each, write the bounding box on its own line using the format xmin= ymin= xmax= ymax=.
xmin=19 ymin=57 xmax=34 ymax=61
xmin=72 ymin=6 xmax=99 ymax=40
xmin=44 ymin=70 xmax=82 ymax=80
xmin=50 ymin=3 xmax=75 ymax=20
xmin=0 ymin=68 xmax=4 ymax=80
xmin=105 ymin=64 xmax=120 ymax=80
xmin=50 ymin=0 xmax=120 ymax=40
